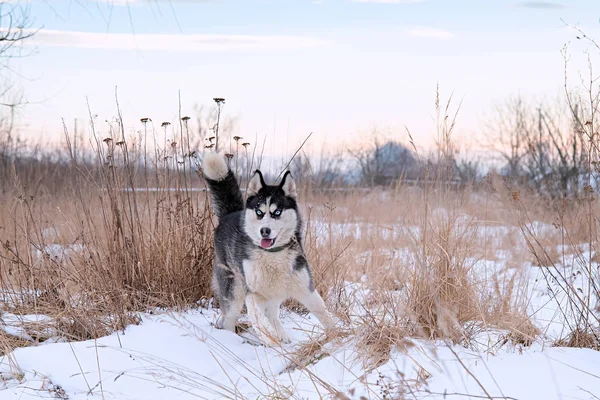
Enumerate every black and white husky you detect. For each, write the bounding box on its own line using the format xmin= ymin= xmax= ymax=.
xmin=202 ymin=152 xmax=335 ymax=345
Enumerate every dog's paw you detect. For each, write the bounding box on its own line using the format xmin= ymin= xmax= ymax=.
xmin=252 ymin=330 xmax=290 ymax=347
xmin=278 ymin=331 xmax=292 ymax=344
xmin=320 ymin=313 xmax=340 ymax=330
xmin=257 ymin=334 xmax=280 ymax=347
xmin=214 ymin=315 xmax=239 ymax=332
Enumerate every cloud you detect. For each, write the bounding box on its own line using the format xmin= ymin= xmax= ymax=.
xmin=21 ymin=29 xmax=328 ymax=51
xmin=93 ymin=0 xmax=215 ymax=4
xmin=94 ymin=0 xmax=142 ymax=5
xmin=407 ymin=26 xmax=453 ymax=39
xmin=3 ymin=0 xmax=141 ymax=4
xmin=352 ymin=0 xmax=424 ymax=3
xmin=517 ymin=1 xmax=565 ymax=9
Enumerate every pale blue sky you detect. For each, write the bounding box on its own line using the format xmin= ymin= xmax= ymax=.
xmin=8 ymin=0 xmax=600 ymax=158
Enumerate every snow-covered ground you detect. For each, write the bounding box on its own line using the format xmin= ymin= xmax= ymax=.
xmin=1 ymin=220 xmax=599 ymax=400
xmin=1 ymin=308 xmax=599 ymax=399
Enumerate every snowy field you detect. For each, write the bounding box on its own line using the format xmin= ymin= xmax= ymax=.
xmin=2 ymin=309 xmax=600 ymax=400
xmin=1 ymin=218 xmax=599 ymax=400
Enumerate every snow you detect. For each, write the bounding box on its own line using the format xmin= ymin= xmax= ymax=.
xmin=358 ymin=344 xmax=600 ymax=400
xmin=1 ymin=219 xmax=600 ymax=399
xmin=0 ymin=310 xmax=332 ymax=399
xmin=31 ymin=243 xmax=85 ymax=263
xmin=1 ymin=313 xmax=55 ymax=343
xmin=1 ymin=309 xmax=599 ymax=399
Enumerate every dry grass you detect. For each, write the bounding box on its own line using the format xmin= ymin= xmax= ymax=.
xmin=299 ymin=180 xmax=544 ymax=366
xmin=1 ymin=113 xmax=215 ymax=342
xmin=0 ymin=29 xmax=597 ymax=400
xmin=0 ymin=98 xmax=598 ymax=397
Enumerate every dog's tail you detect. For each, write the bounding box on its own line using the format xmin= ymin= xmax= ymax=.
xmin=202 ymin=153 xmax=244 ymax=220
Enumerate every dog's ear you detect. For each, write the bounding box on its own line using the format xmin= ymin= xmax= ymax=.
xmin=247 ymin=170 xmax=266 ymax=196
xmin=279 ymin=171 xmax=297 ymax=198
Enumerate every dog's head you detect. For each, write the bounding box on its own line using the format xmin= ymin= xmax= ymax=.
xmin=244 ymin=170 xmax=299 ymax=250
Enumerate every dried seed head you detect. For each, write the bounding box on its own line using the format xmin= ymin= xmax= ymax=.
xmin=140 ymin=117 xmax=150 ymax=123
xmin=116 ymin=141 xmax=125 ymax=146
xmin=224 ymin=153 xmax=234 ymax=160
xmin=204 ymin=144 xmax=214 ymax=149
xmin=103 ymin=138 xmax=113 ymax=144
xmin=233 ymin=136 xmax=242 ymax=142
xmin=242 ymin=142 xmax=250 ymax=147
xmin=181 ymin=116 xmax=191 ymax=121
xmin=208 ymin=136 xmax=215 ymax=142
xmin=171 ymin=142 xmax=177 ymax=148
xmin=511 ymin=191 xmax=520 ymax=201
xmin=213 ymin=97 xmax=225 ymax=104
xmin=161 ymin=122 xmax=171 ymax=127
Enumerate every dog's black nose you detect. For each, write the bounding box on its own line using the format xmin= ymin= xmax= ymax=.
xmin=260 ymin=227 xmax=271 ymax=238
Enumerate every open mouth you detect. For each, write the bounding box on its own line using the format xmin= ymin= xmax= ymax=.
xmin=260 ymin=238 xmax=275 ymax=249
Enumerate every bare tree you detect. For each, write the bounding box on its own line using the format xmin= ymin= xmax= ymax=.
xmin=290 ymin=147 xmax=345 ymax=188
xmin=349 ymin=130 xmax=418 ymax=187
xmin=486 ymin=95 xmax=586 ymax=197
xmin=0 ymin=1 xmax=36 ymax=155
xmin=485 ymin=96 xmax=532 ymax=179
xmin=453 ymin=151 xmax=481 ymax=184
xmin=562 ymin=24 xmax=600 ymax=193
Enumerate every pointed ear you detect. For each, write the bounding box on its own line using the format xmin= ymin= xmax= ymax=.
xmin=247 ymin=170 xmax=265 ymax=196
xmin=279 ymin=171 xmax=297 ymax=198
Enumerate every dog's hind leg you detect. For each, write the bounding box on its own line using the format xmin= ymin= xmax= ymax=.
xmin=294 ymin=289 xmax=336 ymax=330
xmin=218 ymin=291 xmax=245 ymax=332
xmin=292 ymin=255 xmax=336 ymax=330
xmin=214 ymin=264 xmax=245 ymax=332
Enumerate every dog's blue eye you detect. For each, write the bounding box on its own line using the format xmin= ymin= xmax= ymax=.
xmin=274 ymin=210 xmax=281 ymax=216
xmin=256 ymin=209 xmax=263 ymax=217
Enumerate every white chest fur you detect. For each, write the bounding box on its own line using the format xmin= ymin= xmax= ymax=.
xmin=243 ymin=249 xmax=306 ymax=299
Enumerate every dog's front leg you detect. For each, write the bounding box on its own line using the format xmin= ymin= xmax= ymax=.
xmin=246 ymin=292 xmax=281 ymax=346
xmin=264 ymin=299 xmax=291 ymax=344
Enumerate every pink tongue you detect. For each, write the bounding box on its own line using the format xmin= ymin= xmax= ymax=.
xmin=260 ymin=239 xmax=275 ymax=249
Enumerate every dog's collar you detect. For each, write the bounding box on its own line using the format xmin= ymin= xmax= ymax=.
xmin=261 ymin=243 xmax=291 ymax=253
xmin=259 ymin=235 xmax=297 ymax=253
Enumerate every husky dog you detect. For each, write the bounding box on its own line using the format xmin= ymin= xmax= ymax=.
xmin=202 ymin=152 xmax=335 ymax=345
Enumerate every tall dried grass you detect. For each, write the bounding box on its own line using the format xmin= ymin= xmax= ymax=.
xmin=1 ymin=108 xmax=215 ymax=341
xmin=0 ymin=90 xmax=596 ymax=383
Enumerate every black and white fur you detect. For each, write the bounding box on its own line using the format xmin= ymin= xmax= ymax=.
xmin=202 ymin=152 xmax=335 ymax=345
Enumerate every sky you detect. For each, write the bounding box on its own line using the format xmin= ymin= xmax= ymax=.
xmin=4 ymin=0 xmax=600 ymax=159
